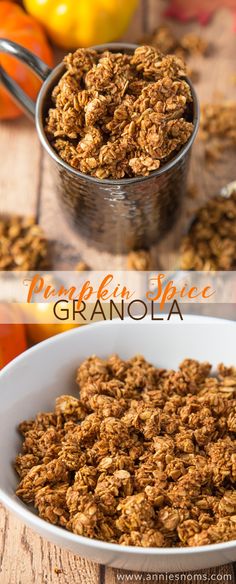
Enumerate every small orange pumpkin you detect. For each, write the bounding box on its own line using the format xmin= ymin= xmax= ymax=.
xmin=0 ymin=1 xmax=53 ymax=119
xmin=0 ymin=304 xmax=27 ymax=368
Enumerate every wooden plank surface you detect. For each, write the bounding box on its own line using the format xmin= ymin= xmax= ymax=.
xmin=0 ymin=504 xmax=100 ymax=584
xmin=0 ymin=117 xmax=41 ymax=216
xmin=1 ymin=0 xmax=236 ymax=582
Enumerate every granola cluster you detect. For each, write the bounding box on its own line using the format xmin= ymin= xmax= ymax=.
xmin=141 ymin=25 xmax=208 ymax=61
xmin=15 ymin=355 xmax=236 ymax=547
xmin=200 ymin=102 xmax=236 ymax=160
xmin=140 ymin=25 xmax=208 ymax=82
xmin=45 ymin=46 xmax=194 ymax=179
xmin=180 ymin=191 xmax=236 ymax=270
xmin=0 ymin=215 xmax=48 ymax=270
xmin=127 ymin=250 xmax=152 ymax=270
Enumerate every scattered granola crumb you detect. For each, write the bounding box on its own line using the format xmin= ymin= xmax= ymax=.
xmin=140 ymin=25 xmax=209 ymax=59
xmin=127 ymin=250 xmax=151 ymax=270
xmin=180 ymin=32 xmax=208 ymax=57
xmin=54 ymin=567 xmax=63 ymax=575
xmin=204 ymin=141 xmax=223 ymax=162
xmin=75 ymin=261 xmax=90 ymax=271
xmin=180 ymin=191 xmax=236 ymax=270
xmin=0 ymin=215 xmax=49 ymax=270
xmin=45 ymin=46 xmax=194 ymax=179
xmin=200 ymin=101 xmax=236 ymax=159
xmin=15 ymin=355 xmax=236 ymax=547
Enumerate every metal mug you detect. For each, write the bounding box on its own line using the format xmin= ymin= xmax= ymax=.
xmin=0 ymin=39 xmax=200 ymax=254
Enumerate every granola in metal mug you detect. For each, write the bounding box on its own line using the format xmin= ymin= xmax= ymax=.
xmin=45 ymin=46 xmax=194 ymax=179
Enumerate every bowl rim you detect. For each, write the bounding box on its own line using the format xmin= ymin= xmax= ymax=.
xmin=0 ymin=315 xmax=235 ymax=556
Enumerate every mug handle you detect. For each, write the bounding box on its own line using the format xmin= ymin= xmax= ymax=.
xmin=0 ymin=38 xmax=52 ymax=120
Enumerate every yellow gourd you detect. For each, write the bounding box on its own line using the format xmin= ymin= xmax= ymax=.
xmin=23 ymin=0 xmax=138 ymax=50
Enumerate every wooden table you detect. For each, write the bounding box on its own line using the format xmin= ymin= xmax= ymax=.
xmin=0 ymin=0 xmax=236 ymax=581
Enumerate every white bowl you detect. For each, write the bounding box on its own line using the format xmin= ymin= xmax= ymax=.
xmin=0 ymin=316 xmax=235 ymax=572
